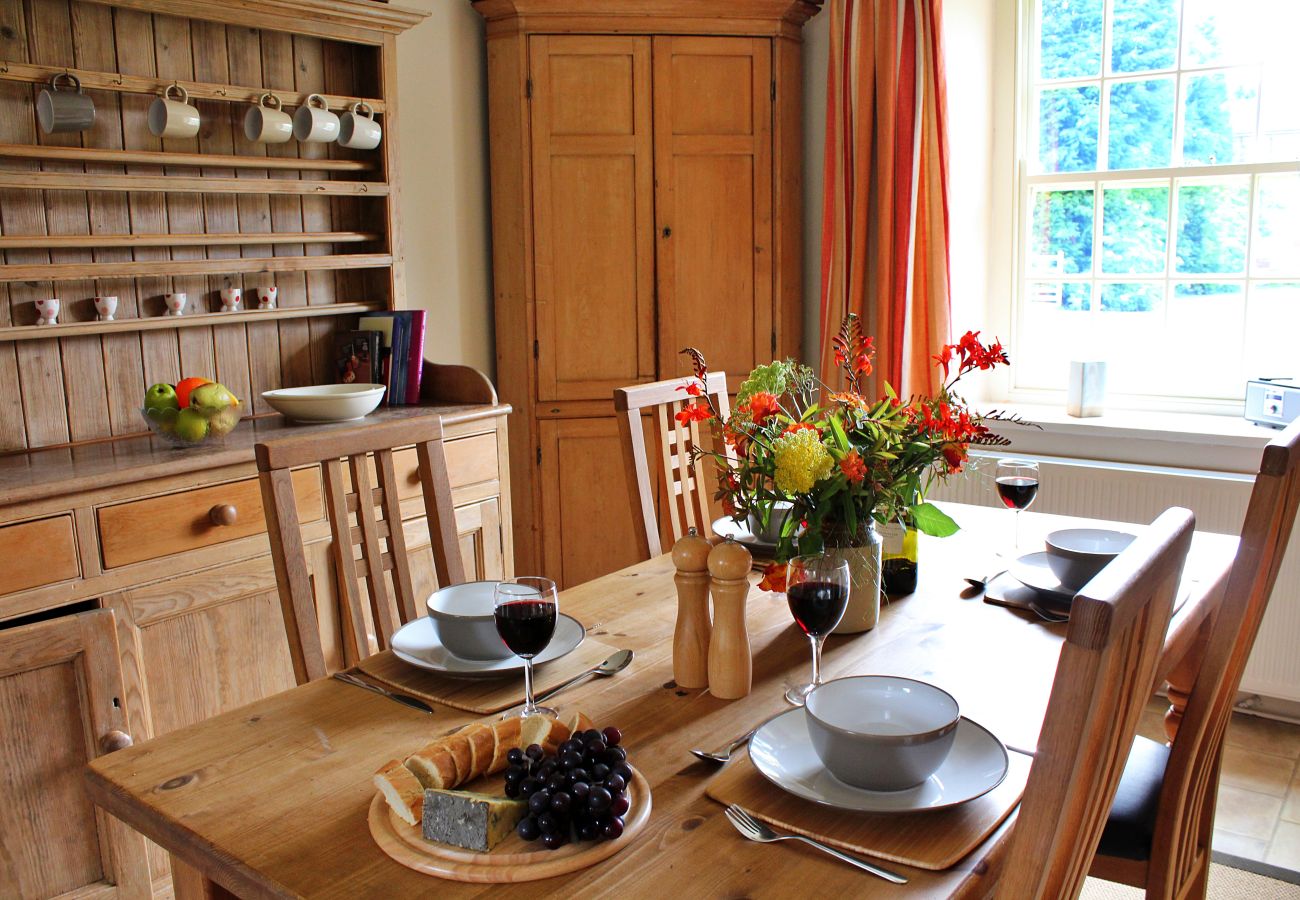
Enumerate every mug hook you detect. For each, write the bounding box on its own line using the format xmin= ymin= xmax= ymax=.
xmin=307 ymin=93 xmax=328 ymax=110
xmin=164 ymin=82 xmax=187 ymax=102
xmin=351 ymin=100 xmax=374 ymax=119
xmin=259 ymin=92 xmax=281 ymax=111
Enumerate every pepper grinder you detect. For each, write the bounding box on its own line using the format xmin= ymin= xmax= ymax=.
xmin=671 ymin=528 xmax=713 ymax=689
xmin=707 ymin=538 xmax=753 ymax=700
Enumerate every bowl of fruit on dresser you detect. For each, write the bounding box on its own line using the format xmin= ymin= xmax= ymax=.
xmin=141 ymin=377 xmax=242 ymax=447
xmin=370 ymin=711 xmax=651 ymax=882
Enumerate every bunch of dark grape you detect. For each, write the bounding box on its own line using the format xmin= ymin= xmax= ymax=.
xmin=503 ymin=726 xmax=632 ymax=850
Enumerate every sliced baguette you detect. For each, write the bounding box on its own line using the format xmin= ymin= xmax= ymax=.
xmin=487 ymin=717 xmax=523 ymax=775
xmin=374 ymin=759 xmax=425 ymax=826
xmin=462 ymin=722 xmax=496 ymax=781
xmin=404 ymin=742 xmax=458 ymax=791
xmin=442 ymin=728 xmax=474 ymax=785
xmin=520 ymin=714 xmax=571 ymax=756
xmin=563 ymin=709 xmax=596 ymax=736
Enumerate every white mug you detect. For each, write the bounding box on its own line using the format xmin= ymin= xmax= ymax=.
xmin=244 ymin=93 xmax=292 ymax=144
xmin=292 ymin=94 xmax=339 ymax=144
xmin=164 ymin=292 xmax=187 ymax=317
xmin=35 ymin=298 xmax=60 ymax=326
xmin=37 ymin=73 xmax=95 ymax=135
xmin=94 ymin=295 xmax=118 ymax=321
xmin=149 ymin=84 xmax=200 ymax=139
xmin=256 ymin=286 xmax=277 ymax=310
xmin=338 ymin=101 xmax=381 ymax=151
xmin=220 ymin=288 xmax=242 ymax=312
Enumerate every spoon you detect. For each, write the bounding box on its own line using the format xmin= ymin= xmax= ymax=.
xmin=691 ymin=726 xmax=759 ymax=764
xmin=533 ymin=649 xmax=634 ymax=703
xmin=964 ymin=568 xmax=1007 ymax=592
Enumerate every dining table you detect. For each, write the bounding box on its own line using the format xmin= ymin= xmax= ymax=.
xmin=84 ymin=502 xmax=1238 ymax=899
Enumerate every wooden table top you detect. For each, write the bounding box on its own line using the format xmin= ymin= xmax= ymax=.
xmin=85 ymin=504 xmax=1238 ymax=898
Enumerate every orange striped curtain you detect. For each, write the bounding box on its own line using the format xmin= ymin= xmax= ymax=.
xmin=819 ymin=0 xmax=953 ymax=398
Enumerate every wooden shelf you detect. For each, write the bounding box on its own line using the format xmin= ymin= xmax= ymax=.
xmin=0 ymin=231 xmax=380 ymax=251
xmin=0 ymin=62 xmax=386 ymax=113
xmin=0 ymin=301 xmax=383 ymax=342
xmin=0 ymin=171 xmax=388 ymax=196
xmin=0 ymin=143 xmax=376 ymax=172
xmin=0 ymin=254 xmax=394 ymax=282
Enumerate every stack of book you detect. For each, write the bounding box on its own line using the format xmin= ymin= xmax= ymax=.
xmin=334 ymin=310 xmax=427 ymax=405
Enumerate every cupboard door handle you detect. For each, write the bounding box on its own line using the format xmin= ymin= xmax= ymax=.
xmin=662 ymin=226 xmax=671 ymax=238
xmin=100 ymin=730 xmax=133 ymax=754
xmin=209 ymin=504 xmax=238 ymax=527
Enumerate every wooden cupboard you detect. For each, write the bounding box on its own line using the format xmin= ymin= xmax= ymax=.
xmin=475 ymin=0 xmax=822 ymax=584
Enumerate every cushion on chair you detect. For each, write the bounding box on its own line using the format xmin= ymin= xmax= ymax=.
xmin=1096 ymin=734 xmax=1170 ymax=861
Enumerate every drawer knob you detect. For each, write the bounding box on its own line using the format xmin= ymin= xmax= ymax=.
xmin=100 ymin=730 xmax=133 ymax=754
xmin=209 ymin=504 xmax=238 ymax=527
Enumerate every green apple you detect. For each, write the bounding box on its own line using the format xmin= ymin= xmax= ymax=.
xmin=144 ymin=383 xmax=179 ymax=412
xmin=174 ymin=407 xmax=210 ymax=443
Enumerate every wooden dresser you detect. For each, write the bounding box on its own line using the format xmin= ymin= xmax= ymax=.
xmin=474 ymin=0 xmax=822 ymax=588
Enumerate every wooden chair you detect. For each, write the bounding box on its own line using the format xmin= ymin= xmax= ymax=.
xmin=615 ymin=372 xmax=732 ymax=558
xmin=1090 ymin=417 xmax=1300 ymax=899
xmin=256 ymin=417 xmax=467 ymax=684
xmin=995 ymin=507 xmax=1195 ymax=899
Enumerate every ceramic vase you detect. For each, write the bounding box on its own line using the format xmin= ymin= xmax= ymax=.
xmin=823 ymin=520 xmax=882 ymax=634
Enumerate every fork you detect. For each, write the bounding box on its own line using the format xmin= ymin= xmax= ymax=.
xmin=723 ymin=804 xmax=908 ymax=884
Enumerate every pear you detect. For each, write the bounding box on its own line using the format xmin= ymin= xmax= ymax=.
xmin=189 ymin=382 xmax=238 ymax=411
xmin=174 ymin=408 xmax=210 ymax=443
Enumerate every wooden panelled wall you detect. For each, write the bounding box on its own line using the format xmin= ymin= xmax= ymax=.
xmin=0 ymin=0 xmax=390 ymax=453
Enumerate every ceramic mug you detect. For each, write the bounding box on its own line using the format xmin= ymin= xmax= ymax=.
xmin=164 ymin=292 xmax=187 ymax=317
xmin=337 ymin=101 xmax=381 ymax=150
xmin=220 ymin=288 xmax=242 ymax=312
xmin=35 ymin=298 xmax=60 ymax=326
xmin=37 ymin=73 xmax=95 ymax=135
xmin=292 ymin=94 xmax=339 ymax=144
xmin=256 ymin=286 xmax=277 ymax=310
xmin=243 ymin=93 xmax=292 ymax=144
xmin=94 ymin=295 xmax=118 ymax=321
xmin=148 ymin=84 xmax=200 ymax=139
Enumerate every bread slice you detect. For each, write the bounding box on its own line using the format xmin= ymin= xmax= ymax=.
xmin=405 ymin=742 xmax=458 ymax=791
xmin=462 ymin=722 xmax=496 ymax=781
xmin=563 ymin=709 xmax=596 ymax=736
xmin=487 ymin=717 xmax=523 ymax=775
xmin=374 ymin=759 xmax=425 ymax=826
xmin=521 ymin=714 xmax=571 ymax=756
xmin=441 ymin=728 xmax=475 ymax=786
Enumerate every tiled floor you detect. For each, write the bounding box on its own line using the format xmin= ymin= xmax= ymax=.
xmin=1137 ymin=699 xmax=1300 ymax=870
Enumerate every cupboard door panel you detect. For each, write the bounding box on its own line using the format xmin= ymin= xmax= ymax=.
xmin=654 ymin=36 xmax=773 ymax=383
xmin=539 ymin=417 xmax=646 ymax=589
xmin=530 ymin=35 xmax=655 ymax=402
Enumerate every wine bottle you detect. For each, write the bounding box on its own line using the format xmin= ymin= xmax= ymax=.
xmin=881 ymin=516 xmax=919 ymax=595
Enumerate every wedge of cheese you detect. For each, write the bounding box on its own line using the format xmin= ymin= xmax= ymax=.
xmin=421 ymin=789 xmax=526 ymax=851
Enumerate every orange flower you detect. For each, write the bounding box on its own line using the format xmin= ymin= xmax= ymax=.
xmin=674 ymin=402 xmax=712 ymax=426
xmin=829 ymin=391 xmax=867 ymax=411
xmin=758 ymin=562 xmax=787 ymax=593
xmin=781 ymin=421 xmax=819 ymax=436
xmin=747 ymin=391 xmax=781 ymax=425
xmin=676 ymin=381 xmax=703 ymax=397
xmin=839 ymin=450 xmax=867 ymax=484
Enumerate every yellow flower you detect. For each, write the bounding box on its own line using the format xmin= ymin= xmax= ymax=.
xmin=773 ymin=428 xmax=834 ymax=494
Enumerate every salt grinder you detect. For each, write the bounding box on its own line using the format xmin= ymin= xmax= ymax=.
xmin=671 ymin=528 xmax=713 ymax=689
xmin=707 ymin=538 xmax=753 ymax=700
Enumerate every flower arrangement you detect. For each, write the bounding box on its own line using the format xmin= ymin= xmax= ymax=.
xmin=678 ymin=314 xmax=1023 ymax=591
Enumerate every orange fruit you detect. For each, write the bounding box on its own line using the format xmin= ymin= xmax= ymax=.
xmin=175 ymin=376 xmax=213 ymax=408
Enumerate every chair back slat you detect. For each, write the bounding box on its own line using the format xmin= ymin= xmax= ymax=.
xmin=256 ymin=417 xmax=465 ymax=684
xmin=997 ymin=507 xmax=1194 ymax=899
xmin=615 ymin=371 xmax=730 ymax=559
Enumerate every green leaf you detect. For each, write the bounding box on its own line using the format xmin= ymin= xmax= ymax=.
xmin=911 ymin=502 xmax=960 ymax=538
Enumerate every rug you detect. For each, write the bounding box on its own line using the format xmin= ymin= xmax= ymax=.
xmin=1082 ymin=856 xmax=1300 ymax=898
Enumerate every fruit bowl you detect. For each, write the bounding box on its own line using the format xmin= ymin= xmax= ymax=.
xmin=141 ymin=401 xmax=242 ymax=447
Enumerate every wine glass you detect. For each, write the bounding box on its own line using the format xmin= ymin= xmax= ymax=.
xmin=995 ymin=459 xmax=1041 ymax=551
xmin=783 ymin=554 xmax=852 ymax=706
xmin=494 ymin=577 xmax=559 ymax=719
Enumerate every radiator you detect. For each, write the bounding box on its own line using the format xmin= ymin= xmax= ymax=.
xmin=932 ymin=452 xmax=1300 ymax=702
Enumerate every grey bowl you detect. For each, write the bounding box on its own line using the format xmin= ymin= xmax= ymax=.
xmin=425 ymin=581 xmax=513 ymax=661
xmin=1044 ymin=528 xmax=1136 ymax=591
xmin=805 ymin=676 xmax=960 ymax=792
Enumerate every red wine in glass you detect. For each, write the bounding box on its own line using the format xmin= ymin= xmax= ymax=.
xmin=787 ymin=580 xmax=849 ymax=638
xmin=996 ymin=476 xmax=1040 ymax=511
xmin=494 ymin=600 xmax=557 ymax=658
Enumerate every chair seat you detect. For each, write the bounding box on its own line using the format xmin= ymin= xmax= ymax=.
xmin=1097 ymin=735 xmax=1170 ymax=861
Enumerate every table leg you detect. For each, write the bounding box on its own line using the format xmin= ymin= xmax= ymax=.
xmin=1164 ymin=616 xmax=1212 ymax=742
xmin=170 ymin=855 xmax=239 ymax=900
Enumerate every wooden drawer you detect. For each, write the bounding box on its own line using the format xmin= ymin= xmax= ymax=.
xmin=98 ymin=470 xmax=322 ymax=569
xmin=0 ymin=514 xmax=79 ymax=593
xmin=391 ymin=433 xmax=500 ymax=499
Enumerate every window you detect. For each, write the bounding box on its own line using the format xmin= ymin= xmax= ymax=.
xmin=1014 ymin=0 xmax=1300 ymax=407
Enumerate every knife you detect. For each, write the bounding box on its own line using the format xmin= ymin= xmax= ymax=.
xmin=332 ymin=671 xmax=435 ymax=715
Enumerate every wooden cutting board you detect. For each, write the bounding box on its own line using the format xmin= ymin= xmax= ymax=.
xmin=705 ymin=749 xmax=1031 ymax=871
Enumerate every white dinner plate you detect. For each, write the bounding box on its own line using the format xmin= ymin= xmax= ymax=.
xmin=749 ymin=707 xmax=1009 ymax=813
xmin=1008 ymin=551 xmax=1076 ymax=603
xmin=711 ymin=516 xmax=778 ymax=555
xmin=390 ymin=613 xmax=585 ymax=679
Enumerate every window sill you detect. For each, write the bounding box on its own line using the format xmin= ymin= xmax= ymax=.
xmin=985 ymin=403 xmax=1278 ymax=474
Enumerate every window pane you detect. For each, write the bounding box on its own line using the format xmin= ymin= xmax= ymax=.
xmin=1030 ymin=188 xmax=1094 ymax=275
xmin=1182 ymin=70 xmax=1259 ymax=165
xmin=1100 ymin=283 xmax=1162 ymax=312
xmin=1038 ymin=86 xmax=1100 ymax=173
xmin=1253 ymin=174 xmax=1300 ymax=276
xmin=1039 ymin=0 xmax=1102 ymax=79
xmin=1245 ymin=283 xmax=1300 ymax=380
xmin=1107 ymin=79 xmax=1175 ymax=170
xmin=1175 ymin=181 xmax=1250 ymax=275
xmin=1164 ymin=284 xmax=1246 ymax=397
xmin=1259 ymin=64 xmax=1300 ymax=162
xmin=1111 ymin=0 xmax=1179 ymax=73
xmin=1184 ymin=0 xmax=1298 ymax=68
xmin=1102 ymin=186 xmax=1169 ymax=274
xmin=1028 ymin=282 xmax=1091 ymax=311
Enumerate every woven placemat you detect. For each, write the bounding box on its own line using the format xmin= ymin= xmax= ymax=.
xmin=705 ymin=747 xmax=1031 ymax=871
xmin=355 ymin=640 xmax=618 ymax=715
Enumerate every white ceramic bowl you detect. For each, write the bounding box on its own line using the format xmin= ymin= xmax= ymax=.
xmin=805 ymin=676 xmax=960 ymax=791
xmin=425 ymin=581 xmax=513 ymax=661
xmin=1044 ymin=528 xmax=1136 ymax=590
xmin=260 ymin=384 xmax=385 ymax=423
xmin=747 ymin=501 xmax=794 ymax=544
